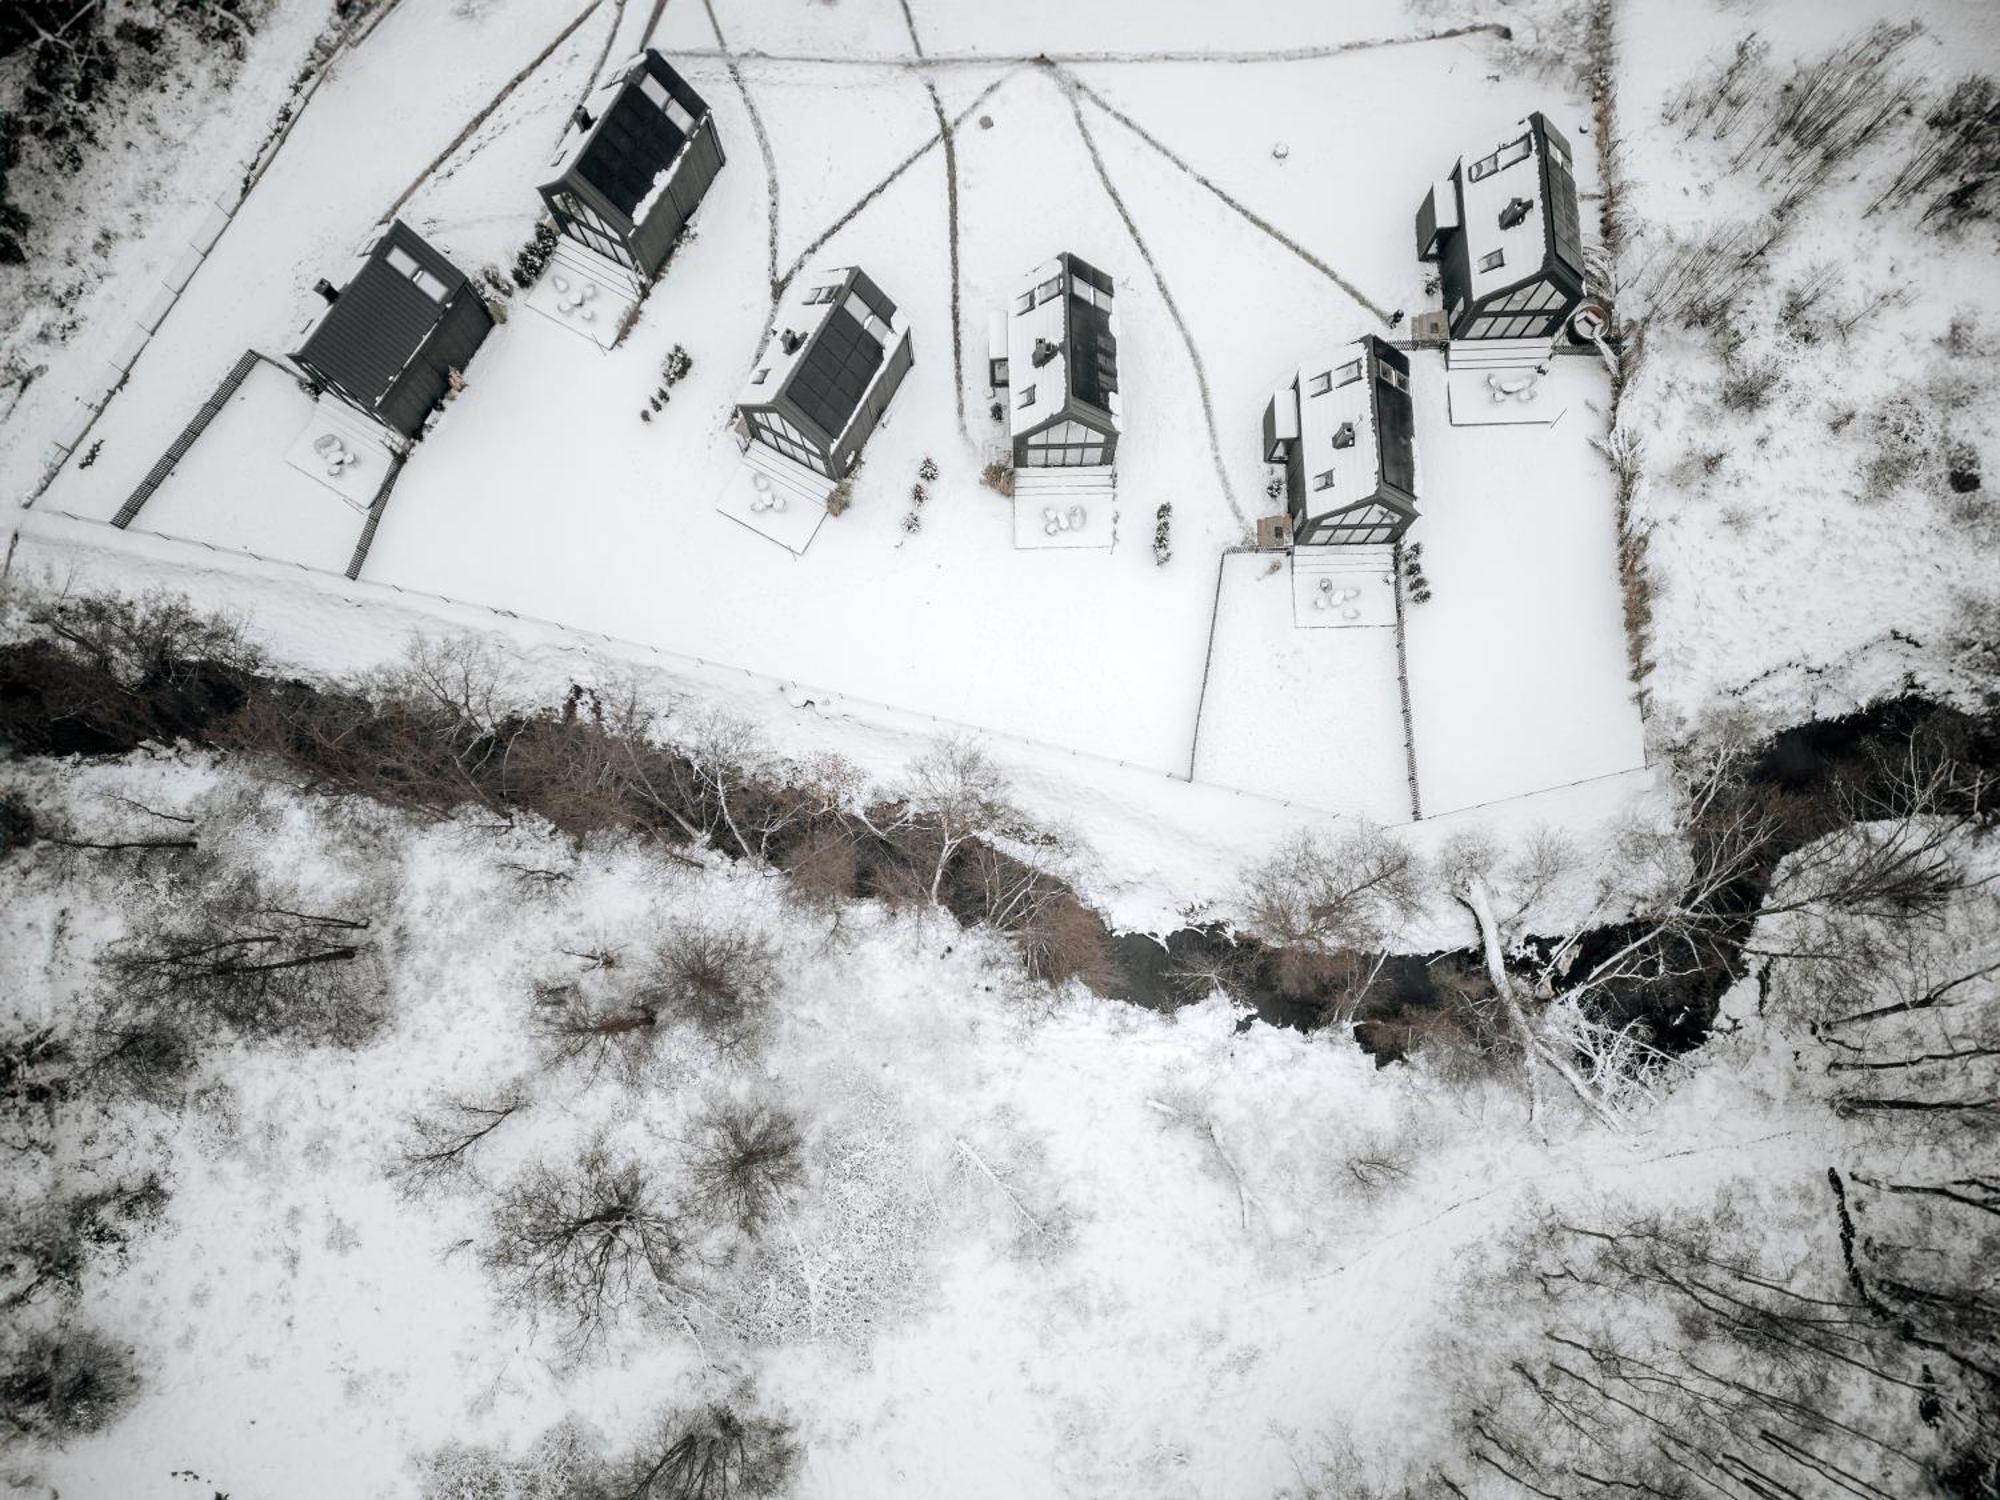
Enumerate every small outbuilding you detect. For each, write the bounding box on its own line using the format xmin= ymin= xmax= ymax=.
xmin=537 ymin=50 xmax=723 ymax=283
xmin=291 ymin=220 xmax=493 ymax=443
xmin=989 ymin=252 xmax=1121 ymax=469
xmin=735 ymin=266 xmax=913 ymax=479
xmin=1416 ymin=112 xmax=1586 ymax=344
xmin=1263 ymin=335 xmax=1417 ymax=546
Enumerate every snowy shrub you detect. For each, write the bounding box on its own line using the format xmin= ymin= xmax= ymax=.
xmin=662 ymin=344 xmax=693 ymax=386
xmin=1398 ymin=541 xmax=1432 ymax=606
xmin=953 ymin=843 xmax=1116 ymax=992
xmin=1 ymin=1175 xmax=169 ymax=1310
xmin=482 ymin=1142 xmax=690 ymax=1348
xmin=511 ymin=220 xmax=560 ymax=289
xmin=899 ymin=511 xmax=921 ymax=538
xmin=1718 ymin=358 xmax=1780 ymax=414
xmin=633 ymin=922 xmax=782 ymax=1054
xmin=987 ymin=399 xmax=1004 ymax=424
xmin=1265 ymin=475 xmax=1284 ymax=501
xmin=682 ymin=1098 xmax=807 ymax=1240
xmin=910 ymin=482 xmax=927 ymax=508
xmin=1152 ymin=503 xmax=1171 ymax=567
xmin=1240 ymin=825 xmax=1425 ymax=960
xmin=721 ymin=1084 xmax=932 ymax=1346
xmin=780 ymin=825 xmax=859 ymax=911
xmin=979 ymin=462 xmax=1014 ymax=497
xmin=418 ymin=1416 xmax=603 ymax=1500
xmin=0 ymin=1324 xmax=139 ymax=1442
xmin=1869 ymin=76 xmax=2000 ymax=231
xmin=825 ymin=479 xmax=852 ymax=517
xmin=607 ymin=1397 xmax=801 ymax=1500
xmin=918 ymin=456 xmax=939 ymax=484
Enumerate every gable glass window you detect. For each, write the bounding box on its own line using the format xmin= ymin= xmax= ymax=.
xmin=385 ymin=246 xmax=448 ymax=301
xmin=665 ymin=98 xmax=695 ymax=134
xmin=1547 ymin=136 xmax=1572 ymax=173
xmin=1478 ymin=249 xmax=1506 ymax=272
xmin=1307 ymin=371 xmax=1332 ymax=397
xmin=1377 ymin=365 xmax=1409 ymax=393
xmin=640 ymin=74 xmax=669 ymax=108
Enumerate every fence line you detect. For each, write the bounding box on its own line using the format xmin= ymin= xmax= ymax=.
xmin=1389 ymin=540 xmax=1423 ymax=821
xmin=23 ymin=511 xmax=1651 ymax=829
xmin=346 ymin=448 xmax=408 ymax=579
xmin=110 ymin=350 xmax=261 ymax=529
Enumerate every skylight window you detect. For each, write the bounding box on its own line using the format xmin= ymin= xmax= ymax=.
xmin=385 ymin=245 xmax=447 ymax=301
xmin=1017 ymin=384 xmax=1036 ymax=408
xmin=1478 ymin=250 xmax=1506 ymax=272
xmin=1015 ymin=292 xmax=1035 ymax=316
xmin=1497 ymin=135 xmax=1532 ymax=170
xmin=1307 ymin=372 xmax=1332 ymax=397
xmin=1036 ymin=276 xmax=1062 ymax=305
xmin=1312 ymin=470 xmax=1336 ymax=492
xmin=665 ymin=98 xmax=695 ymax=133
xmin=1335 ymin=360 xmax=1363 ymax=386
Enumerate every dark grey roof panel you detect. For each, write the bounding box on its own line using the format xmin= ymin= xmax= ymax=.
xmin=562 ymin=53 xmax=712 ymax=226
xmin=789 ymin=306 xmax=885 ymax=439
xmin=293 ymin=220 xmax=469 ymax=414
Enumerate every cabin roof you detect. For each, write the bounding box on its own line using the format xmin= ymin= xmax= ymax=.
xmin=541 ymin=51 xmax=710 ymax=226
xmin=739 ymin=266 xmax=903 ymax=442
xmin=1006 ymin=252 xmax=1119 ymax=440
xmin=293 ymin=220 xmax=470 ymax=412
xmin=1453 ymin=112 xmax=1583 ymax=297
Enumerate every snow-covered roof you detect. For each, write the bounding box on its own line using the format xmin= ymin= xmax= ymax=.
xmin=1453 ymin=114 xmax=1582 ymax=298
xmin=739 ymin=266 xmax=904 ymax=443
xmin=1275 ymin=338 xmax=1382 ymax=523
xmin=1005 ymin=253 xmax=1120 ymax=441
xmin=539 ymin=51 xmax=709 ymax=229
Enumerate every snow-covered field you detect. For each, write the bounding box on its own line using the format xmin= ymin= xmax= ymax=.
xmin=19 ymin=0 xmax=1643 ymax=844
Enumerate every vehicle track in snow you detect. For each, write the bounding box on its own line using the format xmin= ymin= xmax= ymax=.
xmin=897 ymin=0 xmax=968 ymax=441
xmin=1057 ymin=68 xmax=1247 ymax=533
xmin=698 ymin=0 xmax=782 ymax=296
xmin=666 ymin=24 xmax=1511 ymax=70
xmin=1062 ymin=72 xmax=1395 ymax=327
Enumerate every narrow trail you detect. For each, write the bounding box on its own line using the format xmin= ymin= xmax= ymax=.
xmin=897 ymin=0 xmax=968 ymax=441
xmin=384 ymin=0 xmax=608 ymax=221
xmin=699 ymin=0 xmax=781 ymax=296
xmin=664 ymin=24 xmax=1511 ymax=70
xmin=1057 ymin=71 xmax=1246 ymax=532
xmin=1063 ymin=72 xmax=1395 ymax=327
xmin=774 ymin=72 xmax=1014 ymax=297
xmin=576 ymin=0 xmax=631 ymax=105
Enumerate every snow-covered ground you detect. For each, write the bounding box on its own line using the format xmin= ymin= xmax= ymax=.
xmin=0 ymin=750 xmax=1820 ymax=1500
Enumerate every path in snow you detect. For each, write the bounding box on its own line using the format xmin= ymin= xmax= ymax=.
xmin=698 ymin=0 xmax=782 ymax=296
xmin=661 ymin=23 xmax=1513 ymax=69
xmin=897 ymin=0 xmax=969 ymax=441
xmin=1059 ymin=68 xmax=1246 ymax=532
xmin=1063 ymin=72 xmax=1395 ymax=327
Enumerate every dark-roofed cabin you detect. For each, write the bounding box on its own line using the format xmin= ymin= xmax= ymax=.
xmin=292 ymin=220 xmax=493 ymax=443
xmin=1416 ymin=112 xmax=1586 ymax=344
xmin=735 ymin=266 xmax=913 ymax=479
xmin=1263 ymin=336 xmax=1417 ymax=546
xmin=991 ymin=252 xmax=1121 ymax=469
xmin=537 ymin=50 xmax=723 ymax=283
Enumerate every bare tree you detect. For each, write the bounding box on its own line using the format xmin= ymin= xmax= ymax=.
xmin=101 ymin=874 xmax=383 ymax=1048
xmin=682 ymin=1100 xmax=806 ymax=1240
xmin=482 ymin=1143 xmax=691 ymax=1348
xmin=0 ymin=1324 xmax=140 ymax=1443
xmin=392 ymin=1090 xmax=530 ymax=1196
xmin=898 ymin=736 xmax=1016 ymax=905
xmin=633 ymin=924 xmax=783 ymax=1053
xmin=606 ymin=1395 xmax=801 ymax=1500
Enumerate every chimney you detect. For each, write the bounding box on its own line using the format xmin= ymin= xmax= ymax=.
xmin=1498 ymin=196 xmax=1534 ymax=231
xmin=573 ymin=105 xmax=595 ymax=132
xmin=779 ymin=329 xmax=804 ymax=355
xmin=314 ymin=278 xmax=340 ymax=305
xmin=1031 ymin=337 xmax=1061 ymax=369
